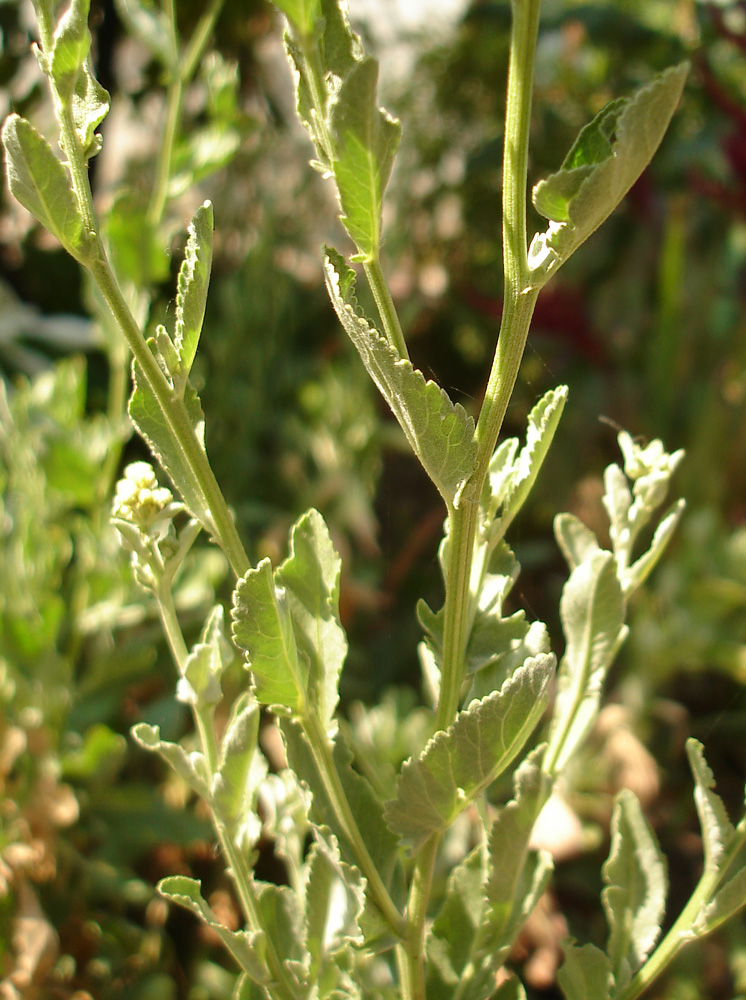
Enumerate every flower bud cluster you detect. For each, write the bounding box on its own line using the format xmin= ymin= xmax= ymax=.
xmin=113 ymin=462 xmax=177 ymax=532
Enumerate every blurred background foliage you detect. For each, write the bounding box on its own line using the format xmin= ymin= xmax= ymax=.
xmin=0 ymin=0 xmax=745 ymax=996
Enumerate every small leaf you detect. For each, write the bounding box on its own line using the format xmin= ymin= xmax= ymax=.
xmin=554 ymin=513 xmax=601 ymax=571
xmin=385 ymin=654 xmax=555 ymax=851
xmin=426 ymin=847 xmax=486 ymax=999
xmin=686 ymin=739 xmax=734 ymax=874
xmin=72 ymin=63 xmax=110 ymax=160
xmin=50 ymin=0 xmax=91 ymax=97
xmin=694 ymin=867 xmax=746 ymax=937
xmin=231 ymin=557 xmax=306 ymax=714
xmin=557 ymin=942 xmax=614 ymax=1000
xmin=1 ymin=115 xmax=91 ymax=260
xmin=174 ymin=202 xmax=214 ymax=382
xmin=158 ymin=875 xmax=270 ymax=981
xmin=602 ymin=789 xmax=667 ymax=990
xmin=328 ymin=58 xmax=401 ymax=261
xmin=625 ymin=498 xmax=685 ymax=594
xmin=131 ymin=723 xmax=209 ymax=796
xmin=546 ymin=551 xmax=626 ymax=774
xmin=177 ymin=605 xmax=230 ymax=709
xmin=602 ymin=463 xmax=632 ymax=555
xmin=256 ymin=882 xmax=307 ymax=982
xmin=304 ymin=831 xmax=365 ymax=980
xmin=529 ymin=64 xmax=688 ymax=282
xmin=212 ymin=694 xmax=265 ymax=835
xmin=325 ymin=249 xmax=477 ymax=507
xmin=128 ymin=359 xmax=210 ymax=526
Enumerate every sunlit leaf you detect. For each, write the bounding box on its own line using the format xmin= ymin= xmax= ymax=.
xmin=385 ymin=654 xmax=555 ymax=851
xmin=177 ymin=605 xmax=229 ymax=710
xmin=50 ymin=0 xmax=91 ymax=97
xmin=174 ymin=202 xmax=213 ymax=383
xmin=212 ymin=694 xmax=264 ymax=834
xmin=686 ymin=739 xmax=734 ymax=874
xmin=325 ymin=248 xmax=476 ymax=507
xmin=131 ymin=723 xmax=209 ymax=797
xmin=554 ymin=513 xmax=600 ymax=571
xmin=625 ymin=498 xmax=686 ymax=594
xmin=305 ymin=831 xmax=365 ymax=980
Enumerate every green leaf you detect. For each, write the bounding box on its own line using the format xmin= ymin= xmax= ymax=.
xmin=256 ymin=882 xmax=307 ymax=983
xmin=557 ymin=942 xmax=614 ymax=1000
xmin=72 ymin=63 xmax=110 ymax=160
xmin=493 ymin=979 xmax=527 ymax=1000
xmin=233 ymin=973 xmax=268 ymax=1000
xmin=158 ymin=875 xmax=270 ymax=981
xmin=305 ymin=831 xmax=365 ymax=981
xmin=490 ymin=386 xmax=568 ymax=539
xmin=212 ymin=694 xmax=265 ymax=835
xmin=603 ymin=463 xmax=632 ymax=556
xmin=602 ymin=789 xmax=667 ymax=990
xmin=128 ymin=358 xmax=210 ymax=525
xmin=625 ymin=498 xmax=686 ymax=594
xmin=686 ymin=738 xmax=734 ymax=874
xmin=426 ymin=847 xmax=486 ymax=999
xmin=131 ymin=723 xmax=209 ymax=797
xmin=232 ymin=557 xmax=306 ymax=715
xmin=50 ymin=0 xmax=91 ymax=97
xmin=554 ymin=513 xmax=600 ymax=572
xmin=694 ymin=867 xmax=746 ymax=937
xmin=274 ymin=0 xmax=321 ymax=37
xmin=275 ymin=508 xmax=347 ymax=732
xmin=1 ymin=114 xmax=91 ymax=260
xmin=174 ymin=201 xmax=214 ymax=383
xmin=177 ymin=605 xmax=230 ymax=710
xmin=324 ymin=249 xmax=477 ymax=507
xmin=328 ymin=58 xmax=401 ymax=261
xmin=385 ymin=654 xmax=555 ymax=851
xmin=529 ymin=64 xmax=689 ymax=282
xmin=106 ymin=190 xmax=169 ymax=286
xmin=545 ymin=551 xmax=626 ymax=775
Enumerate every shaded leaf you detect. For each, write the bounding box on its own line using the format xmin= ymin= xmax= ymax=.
xmin=174 ymin=201 xmax=213 ymax=381
xmin=625 ymin=498 xmax=686 ymax=594
xmin=1 ymin=115 xmax=91 ymax=260
xmin=131 ymin=723 xmax=209 ymax=797
xmin=557 ymin=942 xmax=614 ymax=1000
xmin=694 ymin=867 xmax=746 ymax=937
xmin=212 ymin=694 xmax=265 ymax=834
xmin=158 ymin=875 xmax=270 ymax=981
xmin=602 ymin=789 xmax=667 ymax=990
xmin=72 ymin=63 xmax=110 ymax=160
xmin=385 ymin=654 xmax=555 ymax=851
xmin=113 ymin=0 xmax=175 ymax=66
xmin=426 ymin=847 xmax=486 ymax=999
xmin=325 ymin=249 xmax=476 ymax=507
xmin=529 ymin=64 xmax=688 ymax=282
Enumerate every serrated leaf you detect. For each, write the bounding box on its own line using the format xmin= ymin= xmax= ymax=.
xmin=158 ymin=875 xmax=270 ymax=981
xmin=174 ymin=202 xmax=213 ymax=381
xmin=625 ymin=498 xmax=685 ymax=594
xmin=232 ymin=557 xmax=306 ymax=714
xmin=385 ymin=654 xmax=555 ymax=851
xmin=694 ymin=867 xmax=746 ymax=937
xmin=177 ymin=605 xmax=229 ymax=709
xmin=492 ymin=386 xmax=568 ymax=539
xmin=1 ymin=115 xmax=91 ymax=259
xmin=128 ymin=359 xmax=210 ymax=526
xmin=529 ymin=64 xmax=688 ymax=282
xmin=557 ymin=942 xmax=614 ymax=1000
xmin=212 ymin=695 xmax=264 ymax=833
xmin=602 ymin=789 xmax=667 ymax=989
xmin=131 ymin=723 xmax=209 ymax=796
xmin=686 ymin=738 xmax=734 ymax=874
xmin=72 ymin=63 xmax=110 ymax=160
xmin=305 ymin=831 xmax=365 ymax=981
xmin=50 ymin=0 xmax=91 ymax=97
xmin=554 ymin=513 xmax=601 ymax=571
xmin=546 ymin=551 xmax=626 ymax=775
xmin=275 ymin=508 xmax=347 ymax=732
xmin=328 ymin=57 xmax=401 ymax=260
xmin=324 ymin=249 xmax=476 ymax=506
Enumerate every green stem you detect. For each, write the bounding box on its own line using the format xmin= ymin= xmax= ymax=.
xmin=399 ymin=834 xmax=439 ymax=1000
xmin=303 ymin=713 xmax=405 ymax=939
xmin=436 ymin=0 xmax=542 ymax=731
xmin=364 ymin=256 xmax=409 ymax=360
xmin=91 ymin=258 xmax=250 ymax=579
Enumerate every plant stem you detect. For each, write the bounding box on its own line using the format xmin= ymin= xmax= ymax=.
xmin=303 ymin=712 xmax=405 ymax=939
xmin=436 ymin=0 xmax=542 ymax=731
xmin=399 ymin=833 xmax=439 ymax=1000
xmin=364 ymin=256 xmax=410 ymax=360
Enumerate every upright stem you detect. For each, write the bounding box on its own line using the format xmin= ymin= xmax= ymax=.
xmin=364 ymin=256 xmax=410 ymax=360
xmin=399 ymin=834 xmax=439 ymax=1000
xmin=436 ymin=0 xmax=542 ymax=730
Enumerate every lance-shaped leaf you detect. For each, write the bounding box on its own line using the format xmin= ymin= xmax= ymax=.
xmin=529 ymin=64 xmax=688 ymax=283
xmin=385 ymin=654 xmax=555 ymax=851
xmin=174 ymin=202 xmax=214 ymax=382
xmin=489 ymin=386 xmax=568 ymax=539
xmin=545 ymin=550 xmax=626 ymax=775
xmin=304 ymin=831 xmax=365 ymax=982
xmin=72 ymin=64 xmax=110 ymax=160
xmin=2 ymin=115 xmax=91 ymax=260
xmin=686 ymin=739 xmax=734 ymax=874
xmin=131 ymin=723 xmax=209 ymax=797
xmin=212 ymin=694 xmax=265 ymax=837
xmin=232 ymin=558 xmax=306 ymax=715
xmin=602 ymin=789 xmax=668 ymax=990
xmin=328 ymin=57 xmax=401 ymax=261
xmin=158 ymin=876 xmax=270 ymax=981
xmin=50 ymin=0 xmax=91 ymax=97
xmin=325 ymin=249 xmax=476 ymax=507
xmin=554 ymin=513 xmax=600 ymax=572
xmin=128 ymin=361 xmax=210 ymax=526
xmin=275 ymin=508 xmax=347 ymax=732
xmin=625 ymin=498 xmax=686 ymax=595
xmin=177 ymin=605 xmax=230 ymax=710
xmin=557 ymin=942 xmax=614 ymax=1000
